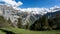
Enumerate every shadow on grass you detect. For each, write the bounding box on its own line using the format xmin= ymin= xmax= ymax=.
xmin=0 ymin=29 xmax=15 ymax=34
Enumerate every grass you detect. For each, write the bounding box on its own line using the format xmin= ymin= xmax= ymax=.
xmin=0 ymin=27 xmax=60 ymax=34
xmin=0 ymin=31 xmax=5 ymax=34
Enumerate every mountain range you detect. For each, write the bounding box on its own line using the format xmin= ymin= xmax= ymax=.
xmin=0 ymin=4 xmax=60 ymax=28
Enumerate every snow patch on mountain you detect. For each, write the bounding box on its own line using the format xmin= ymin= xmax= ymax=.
xmin=19 ymin=6 xmax=60 ymax=15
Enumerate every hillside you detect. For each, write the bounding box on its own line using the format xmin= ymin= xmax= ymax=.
xmin=0 ymin=28 xmax=60 ymax=34
xmin=0 ymin=16 xmax=12 ymax=28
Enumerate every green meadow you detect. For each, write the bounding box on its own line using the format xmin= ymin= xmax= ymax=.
xmin=0 ymin=28 xmax=60 ymax=34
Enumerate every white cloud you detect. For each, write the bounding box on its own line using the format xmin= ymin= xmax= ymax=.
xmin=0 ymin=0 xmax=23 ymax=7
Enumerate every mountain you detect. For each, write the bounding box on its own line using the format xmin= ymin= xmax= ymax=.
xmin=29 ymin=8 xmax=60 ymax=30
xmin=45 ymin=7 xmax=60 ymax=19
xmin=0 ymin=4 xmax=60 ymax=29
xmin=0 ymin=4 xmax=19 ymax=27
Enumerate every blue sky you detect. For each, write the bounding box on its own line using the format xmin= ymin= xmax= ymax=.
xmin=0 ymin=0 xmax=60 ymax=8
xmin=15 ymin=0 xmax=60 ymax=8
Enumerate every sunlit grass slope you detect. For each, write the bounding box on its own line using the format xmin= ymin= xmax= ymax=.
xmin=0 ymin=28 xmax=60 ymax=34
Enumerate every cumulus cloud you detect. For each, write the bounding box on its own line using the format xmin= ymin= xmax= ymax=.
xmin=0 ymin=0 xmax=23 ymax=7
